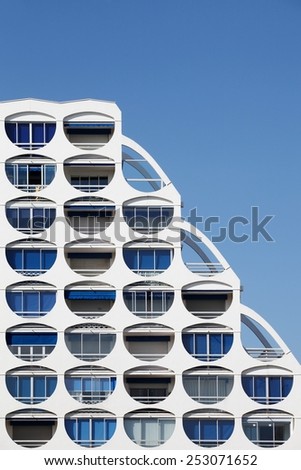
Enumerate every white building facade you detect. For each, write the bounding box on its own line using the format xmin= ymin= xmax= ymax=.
xmin=0 ymin=98 xmax=300 ymax=450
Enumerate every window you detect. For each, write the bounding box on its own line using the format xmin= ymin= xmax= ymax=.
xmin=65 ymin=325 xmax=116 ymax=361
xmin=123 ymin=207 xmax=173 ymax=233
xmin=183 ymin=369 xmax=234 ymax=404
xmin=6 ymin=160 xmax=56 ymax=192
xmin=6 ymin=122 xmax=56 ymax=149
xmin=71 ymin=176 xmax=109 ymax=192
xmin=65 ymin=411 xmax=116 ymax=447
xmin=242 ymin=411 xmax=292 ymax=447
xmin=6 ymin=368 xmax=57 ymax=404
xmin=6 ymin=327 xmax=57 ymax=361
xmin=6 ymin=409 xmax=57 ymax=448
xmin=182 ymin=332 xmax=233 ymax=361
xmin=64 ymin=122 xmax=114 ymax=150
xmin=183 ymin=414 xmax=234 ymax=447
xmin=124 ymin=411 xmax=175 ymax=447
xmin=242 ymin=375 xmax=293 ymax=404
xmin=6 ymin=286 xmax=56 ymax=317
xmin=65 ymin=372 xmax=116 ymax=404
xmin=123 ymin=289 xmax=174 ymax=318
xmin=6 ymin=206 xmax=56 ymax=234
xmin=124 ymin=248 xmax=172 ymax=276
xmin=6 ymin=247 xmax=57 ymax=276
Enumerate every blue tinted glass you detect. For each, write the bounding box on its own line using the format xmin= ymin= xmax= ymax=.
xmin=223 ymin=334 xmax=233 ymax=353
xmin=7 ymin=249 xmax=23 ymax=269
xmin=24 ymin=292 xmax=39 ymax=312
xmin=6 ymin=376 xmax=18 ymax=396
xmin=34 ymin=376 xmax=46 ymax=398
xmin=269 ymin=377 xmax=281 ymax=398
xmin=106 ymin=420 xmax=116 ymax=439
xmin=18 ymin=123 xmax=30 ymax=143
xmin=209 ymin=334 xmax=221 ymax=355
xmin=124 ymin=249 xmax=138 ymax=270
xmin=78 ymin=419 xmax=90 ymax=442
xmin=46 ymin=376 xmax=57 ymax=395
xmin=19 ymin=208 xmax=30 ymax=229
xmin=32 ymin=123 xmax=44 ymax=143
xmin=254 ymin=377 xmax=266 ymax=397
xmin=183 ymin=419 xmax=199 ymax=440
xmin=195 ymin=334 xmax=207 ymax=357
xmin=6 ymin=123 xmax=17 ymax=142
xmin=6 ymin=164 xmax=15 ymax=183
xmin=242 ymin=376 xmax=253 ymax=396
xmin=65 ymin=419 xmax=77 ymax=440
xmin=45 ymin=123 xmax=56 ymax=141
xmin=6 ymin=291 xmax=22 ymax=312
xmin=182 ymin=334 xmax=194 ymax=353
xmin=155 ymin=250 xmax=171 ymax=269
xmin=40 ymin=291 xmax=56 ymax=312
xmin=218 ymin=420 xmax=234 ymax=440
xmin=24 ymin=250 xmax=40 ymax=269
xmin=19 ymin=376 xmax=31 ymax=397
xmin=282 ymin=377 xmax=293 ymax=397
xmin=6 ymin=208 xmax=18 ymax=228
xmin=42 ymin=250 xmax=56 ymax=269
xmin=200 ymin=420 xmax=216 ymax=440
xmin=139 ymin=250 xmax=154 ymax=269
xmin=45 ymin=165 xmax=56 ymax=185
xmin=18 ymin=165 xmax=28 ymax=185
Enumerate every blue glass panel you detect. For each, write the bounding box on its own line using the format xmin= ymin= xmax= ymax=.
xmin=6 ymin=123 xmax=16 ymax=142
xmin=242 ymin=376 xmax=253 ymax=397
xmin=32 ymin=123 xmax=44 ymax=143
xmin=93 ymin=419 xmax=104 ymax=443
xmin=45 ymin=165 xmax=56 ymax=185
xmin=34 ymin=376 xmax=45 ymax=398
xmin=182 ymin=334 xmax=194 ymax=353
xmin=99 ymin=378 xmax=110 ymax=391
xmin=45 ymin=123 xmax=56 ymax=141
xmin=254 ymin=376 xmax=266 ymax=398
xmin=46 ymin=376 xmax=57 ymax=395
xmin=183 ymin=419 xmax=199 ymax=440
xmin=200 ymin=420 xmax=217 ymax=440
xmin=65 ymin=290 xmax=115 ymax=300
xmin=40 ymin=291 xmax=56 ymax=312
xmin=65 ymin=419 xmax=77 ymax=440
xmin=6 ymin=208 xmax=18 ymax=228
xmin=218 ymin=420 xmax=234 ymax=440
xmin=139 ymin=250 xmax=154 ymax=269
xmin=78 ymin=419 xmax=90 ymax=442
xmin=155 ymin=250 xmax=171 ymax=269
xmin=282 ymin=377 xmax=293 ymax=397
xmin=124 ymin=249 xmax=138 ymax=270
xmin=7 ymin=332 xmax=57 ymax=345
xmin=18 ymin=123 xmax=30 ymax=143
xmin=209 ymin=334 xmax=221 ymax=356
xmin=6 ymin=291 xmax=22 ymax=312
xmin=24 ymin=292 xmax=39 ymax=312
xmin=18 ymin=165 xmax=28 ymax=185
xmin=19 ymin=376 xmax=31 ymax=397
xmin=7 ymin=249 xmax=23 ymax=269
xmin=83 ymin=378 xmax=93 ymax=392
xmin=24 ymin=249 xmax=40 ymax=269
xmin=269 ymin=377 xmax=281 ymax=398
xmin=19 ymin=208 xmax=30 ymax=229
xmin=195 ymin=334 xmax=207 ymax=357
xmin=106 ymin=420 xmax=116 ymax=439
xmin=223 ymin=334 xmax=233 ymax=353
xmin=6 ymin=164 xmax=14 ymax=184
xmin=6 ymin=376 xmax=17 ymax=396
xmin=42 ymin=250 xmax=56 ymax=269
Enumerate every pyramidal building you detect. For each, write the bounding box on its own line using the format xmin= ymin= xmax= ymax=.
xmin=0 ymin=98 xmax=300 ymax=450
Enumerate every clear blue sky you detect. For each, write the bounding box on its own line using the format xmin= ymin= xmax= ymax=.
xmin=1 ymin=0 xmax=300 ymax=360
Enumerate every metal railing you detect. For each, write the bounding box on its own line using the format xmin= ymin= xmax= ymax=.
xmin=245 ymin=348 xmax=284 ymax=361
xmin=186 ymin=263 xmax=224 ymax=275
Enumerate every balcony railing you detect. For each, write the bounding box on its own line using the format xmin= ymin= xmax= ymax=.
xmin=71 ymin=184 xmax=108 ymax=192
xmin=130 ymin=352 xmax=168 ymax=361
xmin=244 ymin=348 xmax=284 ymax=360
xmin=70 ymin=391 xmax=112 ymax=403
xmin=187 ymin=311 xmax=225 ymax=319
xmin=132 ymin=269 xmax=166 ymax=277
xmin=14 ymin=439 xmax=50 ymax=448
xmin=185 ymin=263 xmax=224 ymax=275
